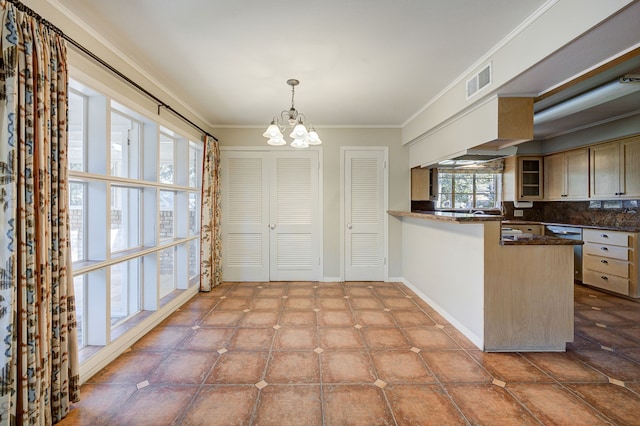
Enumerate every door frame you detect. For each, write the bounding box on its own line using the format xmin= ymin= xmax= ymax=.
xmin=220 ymin=146 xmax=323 ymax=282
xmin=339 ymin=146 xmax=389 ymax=282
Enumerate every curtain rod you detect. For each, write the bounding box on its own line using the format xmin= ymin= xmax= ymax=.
xmin=6 ymin=0 xmax=218 ymax=142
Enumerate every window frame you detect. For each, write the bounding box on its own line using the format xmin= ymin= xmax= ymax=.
xmin=435 ymin=170 xmax=502 ymax=211
xmin=67 ymin=78 xmax=203 ymax=358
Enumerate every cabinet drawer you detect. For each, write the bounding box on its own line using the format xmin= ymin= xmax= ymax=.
xmin=583 ymin=243 xmax=630 ymax=261
xmin=583 ymin=255 xmax=629 ymax=278
xmin=583 ymin=270 xmax=629 ymax=295
xmin=583 ymin=229 xmax=630 ymax=246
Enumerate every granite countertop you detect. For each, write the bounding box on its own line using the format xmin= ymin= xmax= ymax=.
xmin=398 ymin=213 xmax=639 ymax=232
xmin=388 ymin=211 xmax=585 ymax=246
xmin=501 ymin=234 xmax=583 ymax=246
xmin=388 ymin=210 xmax=502 ymax=223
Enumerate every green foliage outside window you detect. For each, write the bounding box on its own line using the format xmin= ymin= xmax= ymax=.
xmin=436 ymin=172 xmax=499 ymax=210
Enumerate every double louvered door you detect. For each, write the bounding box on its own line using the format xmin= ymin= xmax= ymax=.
xmin=221 ymin=150 xmax=320 ymax=281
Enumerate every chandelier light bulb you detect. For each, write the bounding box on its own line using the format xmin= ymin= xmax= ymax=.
xmin=267 ymin=135 xmax=287 ymax=146
xmin=290 ymin=123 xmax=308 ymax=139
xmin=307 ymin=127 xmax=322 ymax=145
xmin=290 ymin=137 xmax=309 ymax=149
xmin=262 ymin=122 xmax=283 ymax=138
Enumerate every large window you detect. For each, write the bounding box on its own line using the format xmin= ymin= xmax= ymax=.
xmin=68 ymin=80 xmax=203 ymax=358
xmin=436 ymin=171 xmax=501 ymax=210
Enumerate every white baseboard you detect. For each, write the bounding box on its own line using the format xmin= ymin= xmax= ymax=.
xmin=400 ymin=277 xmax=483 ymax=350
xmin=321 ymin=276 xmax=405 ymax=283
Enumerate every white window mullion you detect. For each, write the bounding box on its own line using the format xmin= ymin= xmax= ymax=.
xmin=86 ymin=268 xmax=109 ymax=346
xmin=143 ymin=252 xmax=159 ymax=311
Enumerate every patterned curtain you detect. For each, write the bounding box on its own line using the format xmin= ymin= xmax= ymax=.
xmin=0 ymin=1 xmax=80 ymax=424
xmin=199 ymin=134 xmax=222 ymax=291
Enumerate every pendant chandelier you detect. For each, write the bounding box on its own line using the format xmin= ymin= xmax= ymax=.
xmin=263 ymin=79 xmax=322 ymax=148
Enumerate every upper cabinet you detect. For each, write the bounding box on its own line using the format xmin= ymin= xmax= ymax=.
xmin=590 ymin=136 xmax=640 ymax=199
xmin=544 ymin=148 xmax=589 ymax=200
xmin=411 ymin=167 xmax=437 ymax=201
xmin=517 ymin=156 xmax=544 ymax=200
xmin=503 ymin=156 xmax=543 ymax=201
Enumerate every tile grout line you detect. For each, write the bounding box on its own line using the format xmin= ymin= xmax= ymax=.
xmin=316 ymin=281 xmax=327 ymax=426
xmin=352 ymin=282 xmax=399 ymax=426
xmin=247 ymin=281 xmax=285 ymax=426
xmin=173 ymin=282 xmax=235 ymax=425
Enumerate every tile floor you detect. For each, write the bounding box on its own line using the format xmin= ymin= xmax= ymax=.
xmin=59 ymin=281 xmax=640 ymax=425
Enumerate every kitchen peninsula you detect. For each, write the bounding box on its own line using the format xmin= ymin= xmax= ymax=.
xmin=389 ymin=210 xmax=582 ymax=352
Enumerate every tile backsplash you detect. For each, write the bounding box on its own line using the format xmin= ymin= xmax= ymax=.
xmin=503 ymin=200 xmax=640 ymax=229
xmin=410 ymin=200 xmax=640 ymax=230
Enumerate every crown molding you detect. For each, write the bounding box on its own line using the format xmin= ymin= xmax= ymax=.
xmin=48 ymin=0 xmax=214 ymax=131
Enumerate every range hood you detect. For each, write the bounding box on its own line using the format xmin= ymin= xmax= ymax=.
xmin=435 ymin=146 xmax=518 ymax=167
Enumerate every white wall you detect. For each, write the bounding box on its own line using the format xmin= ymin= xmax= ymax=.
xmin=212 ymin=127 xmax=408 ymax=280
xmin=401 ymin=217 xmax=485 ymax=347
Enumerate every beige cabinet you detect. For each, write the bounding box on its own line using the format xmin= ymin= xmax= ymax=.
xmin=518 ymin=156 xmax=544 ymax=200
xmin=502 ymin=156 xmax=544 ymax=201
xmin=544 ymin=148 xmax=589 ymax=200
xmin=411 ymin=167 xmax=436 ymax=201
xmin=582 ymin=229 xmax=639 ymax=298
xmin=590 ymin=136 xmax=640 ymax=199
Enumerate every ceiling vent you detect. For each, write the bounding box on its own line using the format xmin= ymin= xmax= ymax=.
xmin=466 ymin=63 xmax=492 ymax=99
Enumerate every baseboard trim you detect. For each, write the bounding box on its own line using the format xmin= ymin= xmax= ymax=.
xmin=400 ymin=277 xmax=483 ymax=349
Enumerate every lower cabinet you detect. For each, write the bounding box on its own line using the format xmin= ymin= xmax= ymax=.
xmin=582 ymin=229 xmax=639 ymax=298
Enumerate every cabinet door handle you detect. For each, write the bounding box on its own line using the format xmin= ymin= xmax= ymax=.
xmin=601 ymin=259 xmax=608 ymax=264
xmin=600 ymin=275 xmax=609 ymax=280
xmin=600 ymin=247 xmax=609 ymax=251
xmin=600 ymin=234 xmax=608 ymax=238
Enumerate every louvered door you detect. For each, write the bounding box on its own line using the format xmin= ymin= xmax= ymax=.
xmin=221 ymin=149 xmax=320 ymax=282
xmin=221 ymin=151 xmax=270 ymax=281
xmin=344 ymin=149 xmax=387 ymax=281
xmin=269 ymin=151 xmax=320 ymax=280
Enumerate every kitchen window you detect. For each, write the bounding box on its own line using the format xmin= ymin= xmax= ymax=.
xmin=436 ymin=170 xmax=501 ymax=210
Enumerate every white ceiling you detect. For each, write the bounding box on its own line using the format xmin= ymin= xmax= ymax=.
xmin=54 ymin=0 xmax=551 ymax=128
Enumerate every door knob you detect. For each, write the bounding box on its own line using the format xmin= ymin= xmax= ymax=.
xmin=269 ymin=224 xmax=276 ymax=230
xmin=347 ymin=223 xmax=352 ymax=229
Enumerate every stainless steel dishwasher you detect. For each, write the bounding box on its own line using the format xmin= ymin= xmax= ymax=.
xmin=545 ymin=225 xmax=583 ymax=282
